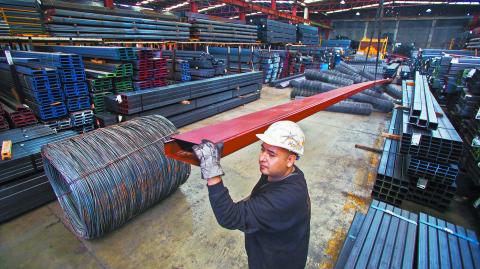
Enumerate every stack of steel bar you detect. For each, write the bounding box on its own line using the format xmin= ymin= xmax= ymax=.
xmin=9 ymin=50 xmax=92 ymax=131
xmin=334 ymin=200 xmax=417 ymax=268
xmin=130 ymin=49 xmax=168 ymax=90
xmin=0 ymin=125 xmax=77 ymax=222
xmin=104 ymin=72 xmax=262 ymax=128
xmin=336 ymin=201 xmax=480 ymax=268
xmin=186 ymin=16 xmax=258 ymax=43
xmin=0 ymin=102 xmax=37 ymax=128
xmin=321 ymin=39 xmax=352 ymax=55
xmin=384 ymin=63 xmax=399 ymax=78
xmin=42 ymin=46 xmax=137 ymax=103
xmin=297 ymin=24 xmax=319 ymax=45
xmin=161 ymin=50 xmax=225 ymax=80
xmin=409 ymin=73 xmax=439 ymax=130
xmin=209 ymin=47 xmax=261 ymax=73
xmin=166 ymin=59 xmax=191 ymax=82
xmin=42 ymin=2 xmax=191 ymax=40
xmin=467 ymin=37 xmax=480 ymax=49
xmin=401 ymin=78 xmax=462 ymax=210
xmin=251 ymin=18 xmax=297 ymax=44
xmin=259 ymin=51 xmax=281 ymax=83
xmin=94 ymin=111 xmax=117 ymax=127
xmin=0 ymin=103 xmax=8 ymax=131
xmin=0 ymin=54 xmax=68 ymax=121
xmin=399 ymin=65 xmax=412 ymax=80
xmin=0 ymin=0 xmax=45 ymax=36
xmin=41 ymin=115 xmax=190 ymax=238
xmin=372 ymin=109 xmax=409 ymax=206
xmin=417 ymin=213 xmax=480 ymax=268
xmin=88 ymin=76 xmax=113 ymax=114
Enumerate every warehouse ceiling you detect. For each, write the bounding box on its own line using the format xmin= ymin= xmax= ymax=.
xmin=114 ymin=0 xmax=480 ymax=19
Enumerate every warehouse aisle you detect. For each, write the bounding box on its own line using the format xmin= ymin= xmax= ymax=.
xmin=0 ymin=86 xmax=388 ymax=269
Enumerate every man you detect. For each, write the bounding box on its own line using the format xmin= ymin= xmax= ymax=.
xmin=193 ymin=120 xmax=311 ymax=269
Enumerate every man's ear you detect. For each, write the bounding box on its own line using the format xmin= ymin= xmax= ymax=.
xmin=287 ymin=154 xmax=296 ymax=168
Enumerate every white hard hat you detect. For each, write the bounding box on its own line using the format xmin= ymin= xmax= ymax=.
xmin=256 ymin=121 xmax=305 ymax=155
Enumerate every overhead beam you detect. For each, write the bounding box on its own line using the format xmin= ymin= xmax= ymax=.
xmin=214 ymin=0 xmax=329 ymax=28
xmin=165 ymin=79 xmax=391 ymax=165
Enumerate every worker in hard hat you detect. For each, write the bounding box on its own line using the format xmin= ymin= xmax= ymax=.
xmin=193 ymin=120 xmax=311 ymax=269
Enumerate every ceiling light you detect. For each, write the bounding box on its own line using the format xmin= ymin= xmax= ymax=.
xmin=340 ymin=0 xmax=345 ymax=4
xmin=426 ymin=8 xmax=432 ymax=12
xmin=356 ymin=11 xmax=360 ymax=15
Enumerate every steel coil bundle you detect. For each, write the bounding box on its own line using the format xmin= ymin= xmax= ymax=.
xmin=304 ymin=69 xmax=354 ymax=86
xmin=41 ymin=115 xmax=191 ymax=239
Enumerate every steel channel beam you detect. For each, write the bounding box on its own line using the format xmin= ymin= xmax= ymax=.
xmin=165 ymin=79 xmax=391 ymax=165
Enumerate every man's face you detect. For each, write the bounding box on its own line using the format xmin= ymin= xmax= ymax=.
xmin=259 ymin=142 xmax=296 ymax=177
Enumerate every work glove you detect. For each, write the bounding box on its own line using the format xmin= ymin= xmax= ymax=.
xmin=192 ymin=139 xmax=224 ymax=180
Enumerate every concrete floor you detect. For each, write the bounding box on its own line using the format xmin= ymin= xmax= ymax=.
xmin=0 ymin=86 xmax=394 ymax=268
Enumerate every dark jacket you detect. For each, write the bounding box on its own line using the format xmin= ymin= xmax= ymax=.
xmin=208 ymin=166 xmax=311 ymax=269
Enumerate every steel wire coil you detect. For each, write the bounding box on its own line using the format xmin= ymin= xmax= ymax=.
xmin=304 ymin=70 xmax=354 ymax=86
xmin=41 ymin=115 xmax=191 ymax=239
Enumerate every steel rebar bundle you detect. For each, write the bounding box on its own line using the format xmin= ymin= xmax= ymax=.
xmin=41 ymin=115 xmax=191 ymax=239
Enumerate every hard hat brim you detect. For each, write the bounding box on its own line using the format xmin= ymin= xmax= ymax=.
xmin=256 ymin=134 xmax=303 ymax=155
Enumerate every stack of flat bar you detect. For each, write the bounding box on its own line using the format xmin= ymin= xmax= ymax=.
xmin=187 ymin=16 xmax=258 ymax=43
xmin=297 ymin=24 xmax=319 ymax=45
xmin=401 ymin=79 xmax=461 ymax=210
xmin=42 ymin=2 xmax=190 ymax=40
xmin=409 ymin=72 xmax=438 ymax=130
xmin=162 ymin=50 xmax=226 ymax=79
xmin=334 ymin=200 xmax=417 ymax=269
xmin=0 ymin=126 xmax=77 ymax=222
xmin=372 ymin=108 xmax=409 ymax=206
xmin=0 ymin=0 xmax=45 ymax=35
xmin=38 ymin=45 xmax=137 ymax=61
xmin=259 ymin=51 xmax=281 ymax=83
xmin=251 ymin=18 xmax=297 ymax=44
xmin=417 ymin=213 xmax=480 ymax=268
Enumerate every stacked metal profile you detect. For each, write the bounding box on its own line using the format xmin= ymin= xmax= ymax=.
xmin=321 ymin=39 xmax=352 ymax=55
xmin=259 ymin=51 xmax=281 ymax=83
xmin=399 ymin=65 xmax=412 ymax=80
xmin=0 ymin=102 xmax=37 ymax=128
xmin=334 ymin=200 xmax=417 ymax=269
xmin=131 ymin=49 xmax=168 ymax=90
xmin=209 ymin=47 xmax=261 ymax=73
xmin=384 ymin=63 xmax=399 ymax=78
xmin=336 ymin=201 xmax=480 ymax=269
xmin=0 ymin=0 xmax=45 ymax=35
xmin=417 ymin=213 xmax=480 ymax=268
xmin=297 ymin=24 xmax=319 ymax=45
xmin=161 ymin=51 xmax=226 ymax=80
xmin=372 ymin=109 xmax=408 ymax=206
xmin=1 ymin=53 xmax=68 ymax=121
xmin=166 ymin=59 xmax=191 ymax=82
xmin=88 ymin=72 xmax=113 ymax=114
xmin=0 ymin=125 xmax=77 ymax=222
xmin=187 ymin=16 xmax=258 ymax=43
xmin=251 ymin=18 xmax=297 ymax=44
xmin=42 ymin=1 xmax=191 ymax=40
xmin=104 ymin=72 xmax=262 ymax=128
xmin=10 ymin=50 xmax=93 ymax=132
xmin=401 ymin=77 xmax=462 ymax=210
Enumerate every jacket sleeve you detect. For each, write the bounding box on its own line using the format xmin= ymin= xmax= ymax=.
xmin=207 ymin=181 xmax=307 ymax=234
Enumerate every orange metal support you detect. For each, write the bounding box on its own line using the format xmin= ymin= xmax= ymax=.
xmin=190 ymin=0 xmax=198 ymax=13
xmin=214 ymin=0 xmax=318 ymax=26
xmin=104 ymin=0 xmax=113 ymax=8
xmin=165 ymin=79 xmax=392 ymax=165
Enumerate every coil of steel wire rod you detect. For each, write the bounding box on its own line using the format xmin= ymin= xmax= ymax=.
xmin=41 ymin=115 xmax=191 ymax=239
xmin=289 ymin=79 xmax=338 ymax=93
xmin=325 ymin=101 xmax=373 ymax=115
xmin=304 ymin=70 xmax=354 ymax=86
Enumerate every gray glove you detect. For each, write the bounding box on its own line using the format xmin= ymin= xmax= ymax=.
xmin=192 ymin=139 xmax=224 ymax=180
